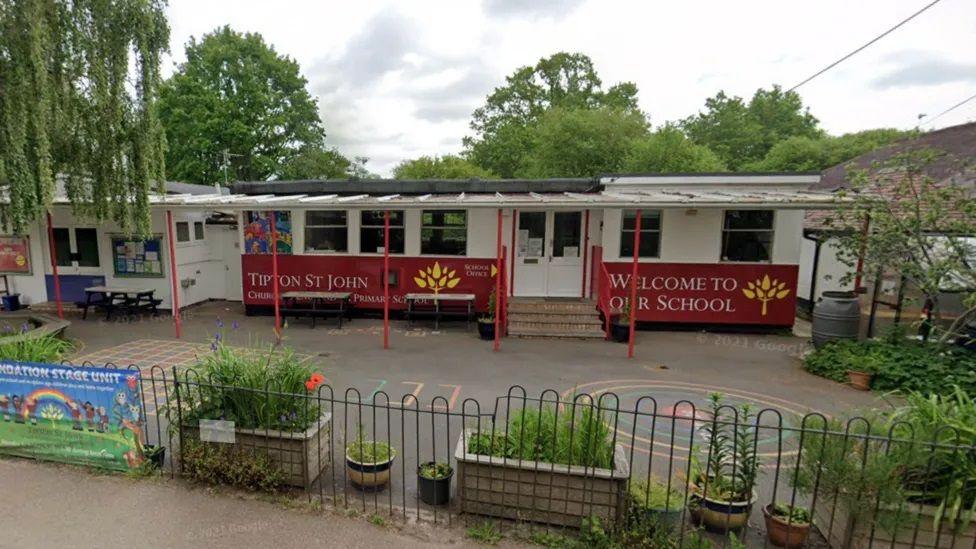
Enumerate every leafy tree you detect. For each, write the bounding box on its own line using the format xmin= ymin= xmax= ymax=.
xmin=519 ymin=107 xmax=649 ymax=178
xmin=749 ymin=128 xmax=913 ymax=172
xmin=623 ymin=125 xmax=726 ymax=173
xmin=464 ymin=52 xmax=640 ymax=177
xmin=826 ymin=149 xmax=976 ymax=344
xmin=0 ymin=0 xmax=169 ymax=235
xmin=159 ymin=26 xmax=326 ymax=185
xmin=393 ymin=155 xmax=495 ymax=179
xmin=682 ymin=85 xmax=820 ymax=170
xmin=279 ymin=147 xmax=351 ymax=180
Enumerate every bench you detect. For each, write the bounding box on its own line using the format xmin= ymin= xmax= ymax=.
xmin=80 ymin=287 xmax=159 ymax=320
xmin=279 ymin=291 xmax=352 ymax=329
xmin=404 ymin=293 xmax=476 ymax=330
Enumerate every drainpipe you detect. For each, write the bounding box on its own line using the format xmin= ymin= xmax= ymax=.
xmin=803 ymin=231 xmax=822 ymax=314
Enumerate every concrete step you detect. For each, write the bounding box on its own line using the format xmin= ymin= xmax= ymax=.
xmin=507 ymin=300 xmax=597 ymax=315
xmin=508 ymin=324 xmax=606 ymax=339
xmin=506 ymin=312 xmax=603 ymax=326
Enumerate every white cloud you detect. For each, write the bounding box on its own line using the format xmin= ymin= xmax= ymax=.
xmin=164 ymin=0 xmax=976 ymax=177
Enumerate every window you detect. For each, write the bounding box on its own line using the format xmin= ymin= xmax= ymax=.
xmin=53 ymin=227 xmax=100 ymax=267
xmin=175 ymin=221 xmax=191 ymax=243
xmin=193 ymin=221 xmax=205 ymax=240
xmin=421 ymin=210 xmax=466 ymax=256
xmin=722 ymin=210 xmax=774 ymax=262
xmin=620 ymin=210 xmax=661 ymax=258
xmin=53 ymin=228 xmax=72 ymax=267
xmin=243 ymin=211 xmax=292 ymax=254
xmin=360 ymin=210 xmax=404 ymax=254
xmin=305 ymin=210 xmax=348 ymax=252
xmin=75 ymin=228 xmax=99 ymax=267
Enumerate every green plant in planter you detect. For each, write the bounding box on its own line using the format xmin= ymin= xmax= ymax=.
xmin=419 ymin=461 xmax=452 ymax=480
xmin=0 ymin=333 xmax=74 ymax=362
xmin=479 ymin=287 xmax=496 ymax=323
xmin=630 ymin=476 xmax=685 ymax=512
xmin=691 ymin=393 xmax=759 ymax=502
xmin=346 ymin=439 xmax=395 ymax=463
xmin=616 ymin=300 xmax=631 ymax=325
xmin=769 ymin=502 xmax=810 ymax=524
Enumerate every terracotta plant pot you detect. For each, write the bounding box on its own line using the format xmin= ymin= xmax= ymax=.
xmin=689 ymin=490 xmax=756 ymax=533
xmin=763 ymin=504 xmax=810 ymax=548
xmin=847 ymin=370 xmax=873 ymax=391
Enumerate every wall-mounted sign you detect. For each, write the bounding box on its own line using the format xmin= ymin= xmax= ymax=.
xmin=111 ymin=236 xmax=164 ymax=278
xmin=0 ymin=236 xmax=31 ymax=274
xmin=243 ymin=211 xmax=292 ymax=255
xmin=242 ymin=255 xmax=497 ymax=311
xmin=602 ymin=262 xmax=799 ymax=326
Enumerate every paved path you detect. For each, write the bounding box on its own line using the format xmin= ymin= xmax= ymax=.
xmin=0 ymin=458 xmax=482 ymax=549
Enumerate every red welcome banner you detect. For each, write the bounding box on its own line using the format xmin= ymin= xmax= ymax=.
xmin=602 ymin=262 xmax=799 ymax=325
xmin=0 ymin=236 xmax=31 ymax=274
xmin=242 ymin=255 xmax=498 ymax=311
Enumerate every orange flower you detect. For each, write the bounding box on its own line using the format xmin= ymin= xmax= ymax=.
xmin=305 ymin=380 xmax=317 ymax=392
xmin=310 ymin=372 xmax=325 ymax=385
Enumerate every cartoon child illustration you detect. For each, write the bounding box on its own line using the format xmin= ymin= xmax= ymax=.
xmin=11 ymin=395 xmax=24 ymax=424
xmin=113 ymin=390 xmax=144 ymax=467
xmin=24 ymin=396 xmax=37 ymax=425
xmin=84 ymin=401 xmax=96 ymax=431
xmin=96 ymin=406 xmax=109 ymax=433
xmin=0 ymin=395 xmax=9 ymax=422
xmin=68 ymin=400 xmax=83 ymax=430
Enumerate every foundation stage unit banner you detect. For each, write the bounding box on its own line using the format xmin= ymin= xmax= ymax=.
xmin=602 ymin=263 xmax=799 ymax=325
xmin=0 ymin=361 xmax=147 ymax=471
xmin=242 ymin=254 xmax=499 ymax=310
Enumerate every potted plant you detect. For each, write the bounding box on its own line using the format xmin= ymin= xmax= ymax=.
xmin=477 ymin=288 xmax=496 ymax=340
xmin=418 ymin=461 xmax=453 ymax=505
xmin=611 ymin=301 xmax=631 ymax=343
xmin=346 ymin=434 xmax=397 ymax=490
xmin=628 ymin=476 xmax=686 ymax=529
xmin=689 ymin=394 xmax=759 ymax=533
xmin=846 ymin=350 xmax=881 ymax=391
xmin=763 ymin=503 xmax=811 ymax=548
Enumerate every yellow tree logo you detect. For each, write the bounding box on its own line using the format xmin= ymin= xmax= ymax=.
xmin=742 ymin=275 xmax=791 ymax=316
xmin=414 ymin=261 xmax=461 ymax=294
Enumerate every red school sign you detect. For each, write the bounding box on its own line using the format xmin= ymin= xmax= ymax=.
xmin=602 ymin=262 xmax=799 ymax=326
xmin=242 ymin=255 xmax=498 ymax=310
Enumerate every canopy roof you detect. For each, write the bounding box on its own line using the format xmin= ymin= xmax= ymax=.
xmin=42 ymin=187 xmax=850 ymax=210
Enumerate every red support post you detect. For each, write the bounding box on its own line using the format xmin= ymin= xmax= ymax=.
xmin=509 ymin=209 xmax=517 ymax=296
xmin=494 ymin=208 xmax=502 ymax=352
xmin=582 ymin=209 xmax=590 ymax=298
xmin=628 ymin=209 xmax=641 ymax=359
xmin=383 ymin=209 xmax=390 ymax=350
xmin=165 ymin=210 xmax=182 ymax=338
xmin=45 ymin=212 xmax=64 ymax=319
xmin=270 ymin=211 xmax=281 ymax=342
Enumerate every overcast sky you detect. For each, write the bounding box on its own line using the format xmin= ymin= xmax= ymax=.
xmin=164 ymin=0 xmax=976 ymax=177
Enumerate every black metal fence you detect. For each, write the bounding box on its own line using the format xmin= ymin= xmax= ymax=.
xmin=17 ymin=362 xmax=976 ymax=548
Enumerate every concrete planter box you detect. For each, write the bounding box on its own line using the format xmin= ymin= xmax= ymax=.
xmin=815 ymin=498 xmax=976 ymax=549
xmin=455 ymin=430 xmax=629 ymax=527
xmin=184 ymin=413 xmax=332 ymax=488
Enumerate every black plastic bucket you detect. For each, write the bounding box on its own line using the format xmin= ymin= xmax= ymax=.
xmin=418 ymin=463 xmax=453 ymax=506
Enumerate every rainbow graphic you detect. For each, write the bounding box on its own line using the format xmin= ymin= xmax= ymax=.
xmin=20 ymin=388 xmax=75 ymax=420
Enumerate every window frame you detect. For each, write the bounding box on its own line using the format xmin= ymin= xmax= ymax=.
xmin=51 ymin=226 xmax=101 ymax=270
xmin=720 ymin=209 xmax=775 ymax=263
xmin=175 ymin=221 xmax=191 ymax=243
xmin=304 ymin=210 xmax=349 ymax=254
xmin=359 ymin=210 xmax=405 ymax=255
xmin=193 ymin=221 xmax=205 ymax=241
xmin=619 ymin=209 xmax=663 ymax=259
xmin=420 ymin=209 xmax=467 ymax=257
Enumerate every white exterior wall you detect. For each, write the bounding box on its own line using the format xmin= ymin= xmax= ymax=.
xmin=7 ymin=208 xmax=227 ymax=309
xmin=600 ymin=207 xmax=804 ymax=264
xmin=798 ymin=235 xmax=855 ymax=302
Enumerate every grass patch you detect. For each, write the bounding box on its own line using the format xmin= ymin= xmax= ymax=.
xmin=0 ymin=334 xmax=73 ymax=362
xmin=467 ymin=521 xmax=502 ymax=545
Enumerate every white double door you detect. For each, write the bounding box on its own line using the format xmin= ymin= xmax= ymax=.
xmin=514 ymin=210 xmax=584 ymax=297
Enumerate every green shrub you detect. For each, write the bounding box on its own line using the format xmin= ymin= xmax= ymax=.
xmin=346 ymin=439 xmax=395 ymax=464
xmin=468 ymin=405 xmax=615 ymax=469
xmin=181 ymin=340 xmax=325 ymax=431
xmin=0 ymin=334 xmax=73 ymax=362
xmin=804 ymin=339 xmax=976 ymax=396
xmin=180 ymin=439 xmax=286 ymax=492
xmin=629 ymin=477 xmax=685 ymax=512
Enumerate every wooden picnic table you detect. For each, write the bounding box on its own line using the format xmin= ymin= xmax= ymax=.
xmin=280 ymin=291 xmax=352 ymax=329
xmin=404 ymin=293 xmax=476 ymax=330
xmin=81 ymin=286 xmax=160 ymax=320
